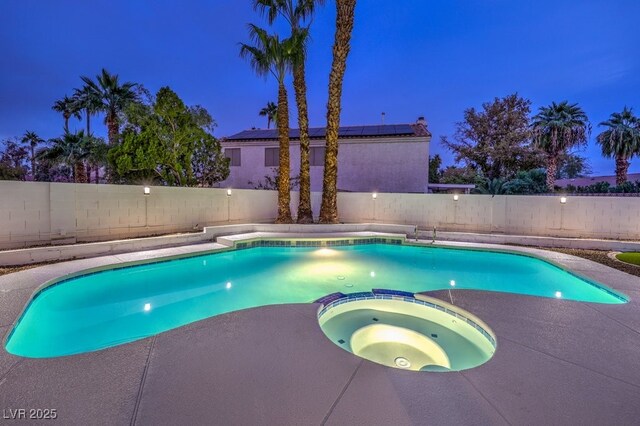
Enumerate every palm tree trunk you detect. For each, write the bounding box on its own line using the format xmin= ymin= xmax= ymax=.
xmin=74 ymin=161 xmax=88 ymax=184
xmin=86 ymin=109 xmax=91 ymax=135
xmin=275 ymin=82 xmax=293 ymax=223
xmin=64 ymin=116 xmax=69 ymax=133
xmin=107 ymin=112 xmax=119 ymax=145
xmin=546 ymin=154 xmax=557 ymax=192
xmin=319 ymin=0 xmax=356 ymax=224
xmin=30 ymin=145 xmax=36 ymax=180
xmin=615 ymin=156 xmax=629 ymax=186
xmin=293 ymin=62 xmax=313 ymax=224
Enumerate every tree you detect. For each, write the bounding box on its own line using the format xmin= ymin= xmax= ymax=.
xmin=259 ymin=101 xmax=278 ymax=129
xmin=596 ymin=107 xmax=640 ymax=185
xmin=428 ymin=154 xmax=442 ymax=184
xmin=72 ymin=85 xmax=101 ymax=135
xmin=86 ymin=137 xmax=109 ymax=183
xmin=192 ymin=134 xmax=230 ymax=187
xmin=21 ymin=131 xmax=44 ymax=178
xmin=556 ymin=153 xmax=591 ymax=179
xmin=39 ymin=131 xmax=92 ymax=183
xmin=502 ymin=169 xmax=548 ymax=195
xmin=441 ymin=94 xmax=543 ymax=180
xmin=531 ymin=101 xmax=590 ymax=191
xmin=0 ymin=139 xmax=29 ymax=180
xmin=109 ymin=87 xmax=228 ymax=186
xmin=52 ymin=95 xmax=81 ymax=133
xmin=81 ymin=69 xmax=139 ymax=145
xmin=240 ymin=25 xmax=295 ymax=223
xmin=319 ymin=0 xmax=356 ymax=223
xmin=253 ymin=0 xmax=325 ymax=224
xmin=440 ymin=165 xmax=477 ymax=184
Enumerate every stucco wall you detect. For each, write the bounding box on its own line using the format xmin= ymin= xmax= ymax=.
xmin=221 ymin=136 xmax=429 ymax=193
xmin=1 ymin=181 xmax=640 ymax=249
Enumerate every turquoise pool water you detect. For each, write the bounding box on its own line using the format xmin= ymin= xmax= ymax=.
xmin=5 ymin=244 xmax=626 ymax=358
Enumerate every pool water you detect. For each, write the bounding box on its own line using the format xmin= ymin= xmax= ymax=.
xmin=5 ymin=244 xmax=626 ymax=358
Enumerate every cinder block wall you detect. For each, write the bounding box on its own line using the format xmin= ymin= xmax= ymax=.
xmin=1 ymin=181 xmax=640 ymax=249
xmin=0 ymin=182 xmax=278 ymax=249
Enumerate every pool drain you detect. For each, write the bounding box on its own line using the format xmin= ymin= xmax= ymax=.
xmin=394 ymin=357 xmax=411 ymax=369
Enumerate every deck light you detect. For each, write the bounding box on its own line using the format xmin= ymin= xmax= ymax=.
xmin=372 ymin=192 xmax=378 ymax=199
xmin=450 ymin=280 xmax=456 ymax=287
xmin=227 ymin=188 xmax=232 ymax=196
xmin=555 ymin=291 xmax=562 ymax=298
xmin=560 ymin=196 xmax=567 ymax=204
xmin=143 ymin=303 xmax=151 ymax=312
xmin=453 ymin=194 xmax=459 ymax=201
xmin=143 ymin=186 xmax=151 ymax=196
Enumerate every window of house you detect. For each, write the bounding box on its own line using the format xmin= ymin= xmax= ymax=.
xmin=225 ymin=148 xmax=241 ymax=166
xmin=265 ymin=147 xmax=279 ymax=167
xmin=310 ymin=147 xmax=325 ymax=166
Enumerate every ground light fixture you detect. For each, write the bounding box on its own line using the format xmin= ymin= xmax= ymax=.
xmin=227 ymin=188 xmax=232 ymax=196
xmin=453 ymin=194 xmax=459 ymax=201
xmin=372 ymin=192 xmax=378 ymax=199
xmin=143 ymin=186 xmax=151 ymax=196
xmin=560 ymin=196 xmax=567 ymax=204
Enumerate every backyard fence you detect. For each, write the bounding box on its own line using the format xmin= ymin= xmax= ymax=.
xmin=1 ymin=181 xmax=640 ymax=249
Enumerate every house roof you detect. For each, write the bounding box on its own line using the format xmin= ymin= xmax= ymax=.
xmin=224 ymin=123 xmax=431 ymax=142
xmin=556 ymin=173 xmax=640 ymax=188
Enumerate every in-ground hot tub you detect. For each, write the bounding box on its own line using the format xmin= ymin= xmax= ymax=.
xmin=318 ymin=291 xmax=496 ymax=372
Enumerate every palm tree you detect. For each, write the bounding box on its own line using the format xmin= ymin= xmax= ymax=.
xmin=52 ymin=95 xmax=81 ymax=133
xmin=597 ymin=107 xmax=640 ymax=185
xmin=241 ymin=25 xmax=294 ymax=223
xmin=319 ymin=0 xmax=356 ymax=223
xmin=72 ymin=86 xmax=101 ymax=135
xmin=86 ymin=137 xmax=109 ymax=183
xmin=81 ymin=69 xmax=138 ymax=145
xmin=39 ymin=131 xmax=92 ymax=183
xmin=21 ymin=131 xmax=44 ymax=178
xmin=259 ymin=101 xmax=278 ymax=129
xmin=531 ymin=101 xmax=590 ymax=192
xmin=253 ymin=0 xmax=324 ymax=224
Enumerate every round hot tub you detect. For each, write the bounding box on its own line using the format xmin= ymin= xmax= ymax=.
xmin=317 ymin=292 xmax=496 ymax=372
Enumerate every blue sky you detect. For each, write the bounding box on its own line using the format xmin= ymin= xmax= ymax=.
xmin=1 ymin=0 xmax=639 ymax=174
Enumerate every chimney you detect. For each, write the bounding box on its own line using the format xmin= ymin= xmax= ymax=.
xmin=416 ymin=116 xmax=427 ymax=127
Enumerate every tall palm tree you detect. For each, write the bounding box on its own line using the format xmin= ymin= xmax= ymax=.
xmin=21 ymin=131 xmax=44 ymax=178
xmin=52 ymin=95 xmax=81 ymax=133
xmin=241 ymin=25 xmax=294 ymax=223
xmin=39 ymin=131 xmax=92 ymax=183
xmin=259 ymin=101 xmax=278 ymax=129
xmin=319 ymin=0 xmax=356 ymax=223
xmin=254 ymin=1 xmax=324 ymax=224
xmin=72 ymin=86 xmax=101 ymax=135
xmin=597 ymin=107 xmax=640 ymax=185
xmin=531 ymin=101 xmax=590 ymax=192
xmin=81 ymin=69 xmax=139 ymax=145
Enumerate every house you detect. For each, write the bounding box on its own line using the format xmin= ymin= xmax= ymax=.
xmin=220 ymin=118 xmax=431 ymax=193
xmin=556 ymin=173 xmax=640 ymax=188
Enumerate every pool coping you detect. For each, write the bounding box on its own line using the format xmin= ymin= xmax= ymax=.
xmin=1 ymin=230 xmax=640 ymax=424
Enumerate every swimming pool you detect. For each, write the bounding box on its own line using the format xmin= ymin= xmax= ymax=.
xmin=5 ymin=243 xmax=626 ymax=358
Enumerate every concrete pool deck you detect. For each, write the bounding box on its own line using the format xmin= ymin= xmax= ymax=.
xmin=1 ymin=235 xmax=639 ymax=425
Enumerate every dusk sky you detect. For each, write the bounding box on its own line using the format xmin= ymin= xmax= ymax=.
xmin=1 ymin=0 xmax=639 ymax=174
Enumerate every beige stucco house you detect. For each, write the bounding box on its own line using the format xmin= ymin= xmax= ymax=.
xmin=220 ymin=118 xmax=431 ymax=193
